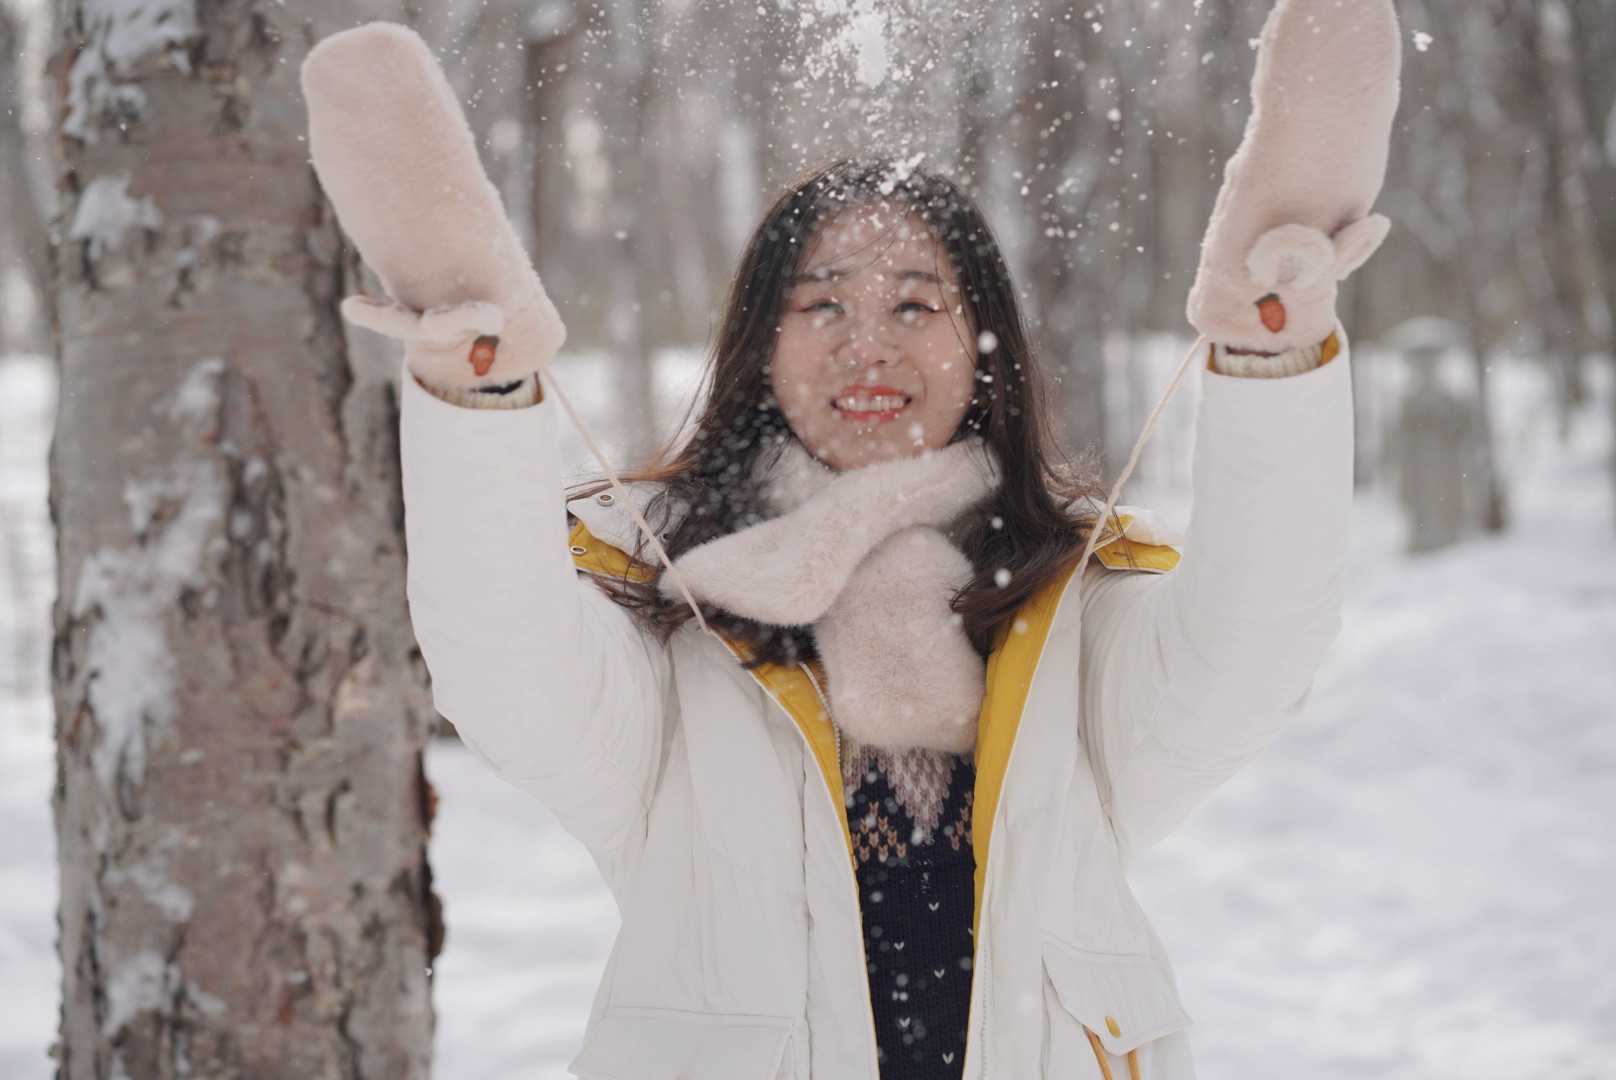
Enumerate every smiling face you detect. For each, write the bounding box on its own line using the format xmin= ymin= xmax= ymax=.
xmin=768 ymin=206 xmax=978 ymax=471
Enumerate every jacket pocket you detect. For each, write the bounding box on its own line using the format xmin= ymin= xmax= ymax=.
xmin=568 ymin=1006 xmax=798 ymax=1080
xmin=1040 ymin=935 xmax=1193 ymax=1072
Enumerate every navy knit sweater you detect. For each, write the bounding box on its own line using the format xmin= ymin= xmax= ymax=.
xmin=840 ymin=733 xmax=977 ymax=1079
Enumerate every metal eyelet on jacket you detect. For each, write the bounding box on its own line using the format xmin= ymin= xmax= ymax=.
xmin=597 ymin=493 xmax=615 ymax=505
xmin=569 ymin=545 xmax=588 ymax=556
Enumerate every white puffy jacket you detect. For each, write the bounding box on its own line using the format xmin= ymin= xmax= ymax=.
xmin=399 ymin=332 xmax=1354 ymax=1079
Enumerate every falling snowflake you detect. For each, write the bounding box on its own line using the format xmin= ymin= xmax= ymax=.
xmin=1413 ymin=31 xmax=1433 ymax=52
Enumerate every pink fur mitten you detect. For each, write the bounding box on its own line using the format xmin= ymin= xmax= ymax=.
xmin=1187 ymin=0 xmax=1401 ymax=351
xmin=302 ymin=24 xmax=564 ymax=389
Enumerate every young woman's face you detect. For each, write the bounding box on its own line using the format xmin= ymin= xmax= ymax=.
xmin=769 ymin=206 xmax=977 ymax=471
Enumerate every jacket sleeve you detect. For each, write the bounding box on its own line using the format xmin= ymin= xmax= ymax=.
xmin=399 ymin=367 xmax=670 ymax=868
xmin=1077 ymin=333 xmax=1354 ymax=867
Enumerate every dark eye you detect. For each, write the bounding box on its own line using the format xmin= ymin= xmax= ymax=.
xmin=897 ymin=300 xmax=937 ymax=314
xmin=804 ymin=299 xmax=843 ymax=314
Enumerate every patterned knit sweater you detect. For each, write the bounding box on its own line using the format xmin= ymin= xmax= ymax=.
xmin=840 ymin=731 xmax=977 ymax=1079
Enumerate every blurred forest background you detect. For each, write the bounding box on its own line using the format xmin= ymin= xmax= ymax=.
xmin=4 ymin=0 xmax=1615 ymax=471
xmin=1 ymin=0 xmax=1614 ymax=1077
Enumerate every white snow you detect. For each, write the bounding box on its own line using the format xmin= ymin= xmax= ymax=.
xmin=802 ymin=0 xmax=892 ymax=91
xmin=100 ymin=949 xmax=171 ymax=1036
xmin=2 ymin=349 xmax=1613 ymax=1077
xmin=67 ymin=174 xmax=163 ymax=265
xmin=62 ymin=0 xmax=197 ymax=141
xmin=850 ymin=4 xmax=890 ymax=89
xmin=107 ymin=852 xmax=197 ymax=924
xmin=72 ymin=457 xmax=224 ymax=794
xmin=71 ymin=358 xmax=227 ymax=794
xmin=1131 ymin=420 xmax=1616 ymax=1078
xmin=160 ymin=357 xmax=225 ymax=440
xmin=83 ymin=0 xmax=197 ymax=71
xmin=68 ymin=0 xmax=195 ymax=126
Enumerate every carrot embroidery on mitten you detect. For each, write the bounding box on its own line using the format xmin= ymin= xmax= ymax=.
xmin=469 ymin=336 xmax=499 ymax=377
xmin=1256 ymin=294 xmax=1287 ymax=334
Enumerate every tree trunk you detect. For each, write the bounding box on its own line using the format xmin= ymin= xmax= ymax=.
xmin=523 ymin=2 xmax=583 ymax=330
xmin=1017 ymin=0 xmax=1109 ymax=463
xmin=1534 ymin=0 xmax=1611 ymax=422
xmin=594 ymin=0 xmax=660 ymax=461
xmin=0 ymin=3 xmax=49 ymax=354
xmin=1582 ymin=1 xmax=1616 ymax=524
xmin=49 ymin=2 xmax=439 ymax=1077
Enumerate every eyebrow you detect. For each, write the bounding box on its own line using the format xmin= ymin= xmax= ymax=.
xmin=788 ymin=267 xmax=946 ymax=287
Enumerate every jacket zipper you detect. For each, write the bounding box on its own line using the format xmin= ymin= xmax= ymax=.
xmin=976 ymin=892 xmax=994 ymax=1078
xmin=798 ymin=662 xmax=882 ymax=1079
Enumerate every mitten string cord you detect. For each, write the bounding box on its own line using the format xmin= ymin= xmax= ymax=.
xmin=540 ymin=368 xmax=710 ymax=634
xmin=1076 ymin=334 xmax=1208 ymax=572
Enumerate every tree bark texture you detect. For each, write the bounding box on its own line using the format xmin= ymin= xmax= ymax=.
xmin=49 ymin=2 xmax=438 ymax=1077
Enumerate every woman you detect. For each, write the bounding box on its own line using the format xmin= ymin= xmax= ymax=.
xmin=301 ymin=2 xmax=1400 ymax=1077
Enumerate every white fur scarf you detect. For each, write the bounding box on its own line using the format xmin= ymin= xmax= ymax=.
xmin=661 ymin=439 xmax=1001 ymax=754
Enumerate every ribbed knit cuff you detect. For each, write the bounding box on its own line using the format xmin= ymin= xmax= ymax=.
xmin=411 ymin=373 xmax=543 ymax=409
xmin=1210 ymin=340 xmax=1326 ymax=379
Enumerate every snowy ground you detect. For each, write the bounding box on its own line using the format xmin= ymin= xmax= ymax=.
xmin=2 ymin=350 xmax=1614 ymax=1078
xmin=1130 ymin=428 xmax=1616 ymax=1079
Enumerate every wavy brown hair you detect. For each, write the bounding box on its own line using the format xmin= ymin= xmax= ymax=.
xmin=579 ymin=158 xmax=1101 ymax=666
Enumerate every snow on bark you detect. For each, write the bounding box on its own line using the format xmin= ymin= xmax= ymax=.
xmin=63 ymin=0 xmax=197 ymax=142
xmin=71 ymin=360 xmax=224 ymax=798
xmin=100 ymin=950 xmax=171 ymax=1037
xmin=66 ymin=174 xmax=161 ymax=265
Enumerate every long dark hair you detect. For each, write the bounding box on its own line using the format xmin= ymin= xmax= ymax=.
xmin=581 ymin=158 xmax=1101 ymax=666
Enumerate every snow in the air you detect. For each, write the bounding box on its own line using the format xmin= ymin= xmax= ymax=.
xmin=3 ymin=343 xmax=1611 ymax=1078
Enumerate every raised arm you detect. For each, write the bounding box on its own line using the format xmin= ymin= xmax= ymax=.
xmin=1078 ymin=0 xmax=1401 ymax=866
xmin=302 ymin=25 xmax=669 ymax=874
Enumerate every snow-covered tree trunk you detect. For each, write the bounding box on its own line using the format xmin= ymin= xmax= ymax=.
xmin=49 ymin=2 xmax=439 ymax=1077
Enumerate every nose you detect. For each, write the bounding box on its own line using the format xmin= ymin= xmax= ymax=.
xmin=835 ymin=323 xmax=901 ymax=370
